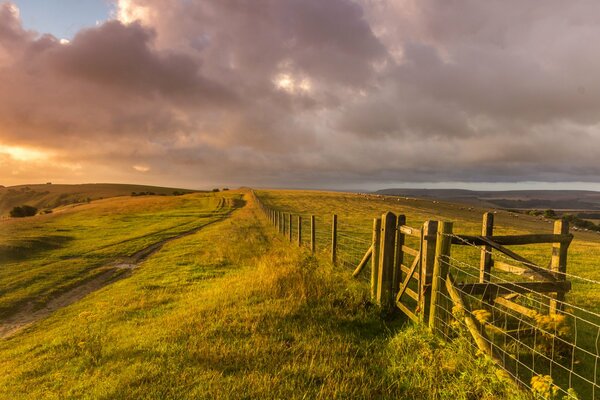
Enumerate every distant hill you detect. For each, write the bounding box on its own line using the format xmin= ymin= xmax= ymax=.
xmin=0 ymin=183 xmax=198 ymax=216
xmin=375 ymin=188 xmax=600 ymax=210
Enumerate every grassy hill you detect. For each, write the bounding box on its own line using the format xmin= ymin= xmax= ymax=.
xmin=376 ymin=188 xmax=600 ymax=210
xmin=0 ymin=189 xmax=528 ymax=399
xmin=0 ymin=183 xmax=198 ymax=217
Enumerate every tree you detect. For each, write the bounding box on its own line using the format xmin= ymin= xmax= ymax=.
xmin=10 ymin=205 xmax=38 ymax=218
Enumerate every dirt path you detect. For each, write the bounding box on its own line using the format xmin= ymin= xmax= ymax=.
xmin=0 ymin=218 xmax=224 ymax=339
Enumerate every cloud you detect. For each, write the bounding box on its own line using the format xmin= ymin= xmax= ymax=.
xmin=1 ymin=0 xmax=600 ymax=188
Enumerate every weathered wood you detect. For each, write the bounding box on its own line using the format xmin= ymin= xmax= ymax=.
xmin=550 ymin=220 xmax=570 ymax=314
xmin=310 ymin=215 xmax=316 ymax=253
xmin=377 ymin=212 xmax=397 ymax=311
xmin=370 ymin=217 xmax=381 ymax=300
xmin=297 ymin=215 xmax=302 ymax=246
xmin=476 ymin=236 xmax=557 ymax=282
xmin=352 ymin=246 xmax=372 ymax=277
xmin=446 ymin=273 xmax=503 ymax=363
xmin=399 ymin=225 xmax=422 ymax=237
xmin=494 ymin=261 xmax=543 ymax=280
xmin=396 ymin=253 xmax=420 ymax=303
xmin=400 ymin=264 xmax=420 ymax=280
xmin=494 ymin=296 xmax=539 ymax=319
xmin=331 ymin=214 xmax=338 ymax=264
xmin=394 ymin=215 xmax=406 ymax=299
xmin=456 ymin=281 xmax=571 ymax=297
xmin=396 ymin=301 xmax=419 ymax=323
xmin=452 ymin=234 xmax=573 ymax=246
xmin=289 ymin=213 xmax=293 ymax=242
xmin=401 ymin=245 xmax=420 ymax=257
xmin=428 ymin=221 xmax=453 ymax=331
xmin=480 ymin=212 xmax=494 ymax=284
xmin=420 ymin=221 xmax=438 ymax=322
xmin=405 ymin=287 xmax=418 ymax=302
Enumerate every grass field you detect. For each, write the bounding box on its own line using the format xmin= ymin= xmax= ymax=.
xmin=0 ymin=192 xmax=236 ymax=318
xmin=0 ymin=189 xmax=527 ymax=399
xmin=0 ymin=183 xmax=198 ymax=217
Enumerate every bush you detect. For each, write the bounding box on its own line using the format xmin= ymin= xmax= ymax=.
xmin=10 ymin=205 xmax=38 ymax=218
xmin=212 ymin=188 xmax=220 ymax=192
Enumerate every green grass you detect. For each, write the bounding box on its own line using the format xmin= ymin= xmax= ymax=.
xmin=0 ymin=183 xmax=199 ymax=216
xmin=256 ymin=189 xmax=600 ymax=398
xmin=0 ymin=191 xmax=525 ymax=399
xmin=0 ymin=192 xmax=238 ymax=317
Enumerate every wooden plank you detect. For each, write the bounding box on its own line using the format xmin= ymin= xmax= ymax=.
xmin=550 ymin=220 xmax=570 ymax=314
xmin=494 ymin=261 xmax=543 ymax=280
xmin=446 ymin=274 xmax=503 ymax=363
xmin=452 ymin=234 xmax=573 ymax=246
xmin=310 ymin=215 xmax=315 ymax=253
xmin=352 ymin=246 xmax=372 ymax=278
xmin=394 ymin=214 xmax=406 ymax=300
xmin=331 ymin=214 xmax=338 ymax=264
xmin=396 ymin=301 xmax=419 ymax=323
xmin=477 ymin=236 xmax=557 ymax=282
xmin=429 ymin=221 xmax=453 ymax=331
xmin=405 ymin=287 xmax=418 ymax=301
xmin=399 ymin=225 xmax=422 ymax=237
xmin=377 ymin=212 xmax=397 ymax=311
xmin=480 ymin=212 xmax=494 ymax=284
xmin=297 ymin=215 xmax=302 ymax=247
xmin=396 ymin=253 xmax=420 ymax=303
xmin=420 ymin=221 xmax=438 ymax=322
xmin=494 ymin=297 xmax=539 ymax=319
xmin=401 ymin=245 xmax=420 ymax=257
xmin=370 ymin=217 xmax=381 ymax=300
xmin=401 ymin=264 xmax=420 ymax=280
xmin=456 ymin=281 xmax=571 ymax=297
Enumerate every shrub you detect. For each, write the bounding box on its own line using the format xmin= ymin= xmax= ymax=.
xmin=10 ymin=205 xmax=38 ymax=218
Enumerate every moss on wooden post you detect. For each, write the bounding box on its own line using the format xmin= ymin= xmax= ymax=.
xmin=429 ymin=221 xmax=453 ymax=332
xmin=371 ymin=217 xmax=381 ymax=301
xmin=377 ymin=212 xmax=397 ymax=311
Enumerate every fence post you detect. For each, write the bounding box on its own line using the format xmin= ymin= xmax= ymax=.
xmin=550 ymin=219 xmax=569 ymax=314
xmin=480 ymin=212 xmax=494 ymax=282
xmin=393 ymin=215 xmax=406 ymax=300
xmin=429 ymin=221 xmax=453 ymax=332
xmin=311 ymin=215 xmax=316 ymax=253
xmin=377 ymin=212 xmax=397 ymax=311
xmin=297 ymin=215 xmax=302 ymax=247
xmin=420 ymin=221 xmax=439 ymax=322
xmin=371 ymin=217 xmax=382 ymax=301
xmin=289 ymin=214 xmax=293 ymax=242
xmin=331 ymin=214 xmax=338 ymax=264
xmin=276 ymin=211 xmax=279 ymax=232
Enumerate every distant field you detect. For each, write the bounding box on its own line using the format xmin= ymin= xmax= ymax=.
xmin=0 ymin=183 xmax=199 ymax=216
xmin=0 ymin=192 xmax=238 ymax=318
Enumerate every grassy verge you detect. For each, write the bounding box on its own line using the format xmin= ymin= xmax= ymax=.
xmin=0 ymin=192 xmax=524 ymax=399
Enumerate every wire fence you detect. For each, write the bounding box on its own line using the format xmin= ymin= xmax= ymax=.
xmin=252 ymin=191 xmax=600 ymax=399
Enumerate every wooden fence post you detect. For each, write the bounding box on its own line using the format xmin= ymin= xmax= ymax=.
xmin=480 ymin=212 xmax=494 ymax=282
xmin=276 ymin=211 xmax=279 ymax=232
xmin=371 ymin=217 xmax=382 ymax=301
xmin=377 ymin=212 xmax=397 ymax=311
xmin=394 ymin=215 xmax=406 ymax=300
xmin=420 ymin=221 xmax=439 ymax=322
xmin=297 ymin=215 xmax=302 ymax=247
xmin=311 ymin=215 xmax=316 ymax=253
xmin=331 ymin=214 xmax=338 ymax=264
xmin=429 ymin=221 xmax=453 ymax=332
xmin=289 ymin=214 xmax=293 ymax=242
xmin=550 ymin=219 xmax=569 ymax=314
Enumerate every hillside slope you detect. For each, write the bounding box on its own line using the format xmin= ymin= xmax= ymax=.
xmin=0 ymin=183 xmax=198 ymax=216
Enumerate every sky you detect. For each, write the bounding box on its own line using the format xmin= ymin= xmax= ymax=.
xmin=1 ymin=0 xmax=600 ymax=191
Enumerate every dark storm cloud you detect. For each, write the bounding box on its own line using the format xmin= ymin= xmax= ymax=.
xmin=1 ymin=0 xmax=600 ymax=187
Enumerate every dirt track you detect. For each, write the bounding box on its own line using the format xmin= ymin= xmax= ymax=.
xmin=0 ymin=219 xmax=223 ymax=339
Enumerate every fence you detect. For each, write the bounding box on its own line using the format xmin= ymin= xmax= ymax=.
xmin=252 ymin=191 xmax=600 ymax=399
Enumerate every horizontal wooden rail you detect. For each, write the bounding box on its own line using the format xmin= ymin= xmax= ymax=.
xmin=456 ymin=281 xmax=571 ymax=297
xmin=400 ymin=264 xmax=420 ymax=280
xmin=452 ymin=234 xmax=573 ymax=246
xmin=398 ymin=225 xmax=421 ymax=237
xmin=401 ymin=245 xmax=420 ymax=257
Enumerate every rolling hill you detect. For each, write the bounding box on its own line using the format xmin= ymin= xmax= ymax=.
xmin=0 ymin=183 xmax=198 ymax=216
xmin=375 ymin=188 xmax=600 ymax=210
